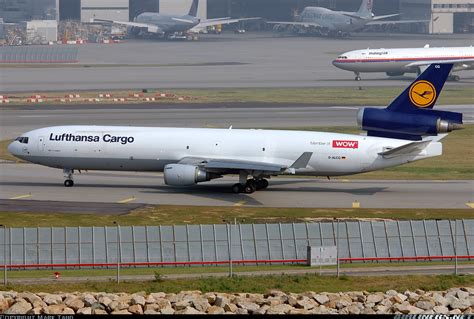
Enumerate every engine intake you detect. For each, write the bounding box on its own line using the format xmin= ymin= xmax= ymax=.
xmin=164 ymin=164 xmax=217 ymax=186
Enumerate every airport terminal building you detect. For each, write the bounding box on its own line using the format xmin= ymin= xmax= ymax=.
xmin=0 ymin=0 xmax=472 ymax=34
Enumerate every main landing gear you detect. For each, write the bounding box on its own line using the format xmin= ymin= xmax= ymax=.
xmin=354 ymin=72 xmax=361 ymax=81
xmin=64 ymin=168 xmax=74 ymax=187
xmin=232 ymin=179 xmax=269 ymax=194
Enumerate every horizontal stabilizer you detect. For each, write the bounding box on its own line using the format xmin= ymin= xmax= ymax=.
xmin=172 ymin=17 xmax=195 ymax=24
xmin=378 ymin=141 xmax=430 ymax=158
xmin=372 ymin=14 xmax=400 ymax=21
xmin=342 ymin=13 xmax=366 ymax=20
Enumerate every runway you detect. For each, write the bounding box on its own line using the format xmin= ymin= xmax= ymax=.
xmin=1 ymin=163 xmax=472 ymax=209
xmin=1 ymin=103 xmax=472 ymax=140
xmin=2 ymin=32 xmax=473 ymax=92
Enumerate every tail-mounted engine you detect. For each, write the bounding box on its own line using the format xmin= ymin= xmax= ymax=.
xmin=357 ymin=107 xmax=463 ymax=140
xmin=356 ymin=63 xmax=463 ymax=141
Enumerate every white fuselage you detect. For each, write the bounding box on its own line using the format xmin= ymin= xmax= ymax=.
xmin=8 ymin=126 xmax=442 ymax=177
xmin=299 ymin=7 xmax=369 ymax=33
xmin=333 ymin=46 xmax=474 ymax=74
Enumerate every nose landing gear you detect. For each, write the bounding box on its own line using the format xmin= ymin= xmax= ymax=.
xmin=63 ymin=169 xmax=74 ymax=187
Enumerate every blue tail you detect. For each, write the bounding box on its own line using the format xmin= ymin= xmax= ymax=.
xmin=387 ymin=63 xmax=452 ymax=113
xmin=358 ymin=63 xmax=463 ymax=141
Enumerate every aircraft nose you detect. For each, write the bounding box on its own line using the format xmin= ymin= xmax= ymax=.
xmin=7 ymin=141 xmax=19 ymax=156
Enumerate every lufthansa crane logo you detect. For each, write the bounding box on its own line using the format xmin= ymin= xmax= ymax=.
xmin=409 ymin=80 xmax=437 ymax=108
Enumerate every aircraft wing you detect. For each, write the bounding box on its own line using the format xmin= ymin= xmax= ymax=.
xmin=405 ymin=59 xmax=474 ymax=69
xmin=266 ymin=21 xmax=322 ymax=28
xmin=192 ymin=17 xmax=260 ymax=30
xmin=178 ymin=152 xmax=313 ymax=174
xmin=366 ymin=19 xmax=429 ymax=25
xmin=93 ymin=18 xmax=163 ymax=33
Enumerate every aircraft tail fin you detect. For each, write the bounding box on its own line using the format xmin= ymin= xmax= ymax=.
xmin=358 ymin=63 xmax=463 ymax=141
xmin=387 ymin=63 xmax=451 ymax=112
xmin=356 ymin=0 xmax=374 ymax=19
xmin=188 ymin=0 xmax=199 ymax=17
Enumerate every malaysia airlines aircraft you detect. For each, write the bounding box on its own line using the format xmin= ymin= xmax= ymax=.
xmin=94 ymin=0 xmax=258 ymax=40
xmin=333 ymin=45 xmax=474 ymax=81
xmin=8 ymin=64 xmax=463 ymax=194
xmin=267 ymin=0 xmax=425 ymax=37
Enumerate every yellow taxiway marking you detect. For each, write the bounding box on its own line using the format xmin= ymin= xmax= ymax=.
xmin=117 ymin=197 xmax=136 ymax=204
xmin=466 ymin=202 xmax=474 ymax=209
xmin=341 ymin=179 xmax=350 ymax=182
xmin=9 ymin=194 xmax=32 ymax=200
xmin=352 ymin=200 xmax=361 ymax=209
xmin=234 ymin=201 xmax=246 ymax=207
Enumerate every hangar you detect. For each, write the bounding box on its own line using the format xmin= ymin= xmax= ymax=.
xmin=1 ymin=0 xmax=472 ymax=34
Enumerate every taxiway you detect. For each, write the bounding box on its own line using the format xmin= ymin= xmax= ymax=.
xmin=1 ymin=163 xmax=472 ymax=209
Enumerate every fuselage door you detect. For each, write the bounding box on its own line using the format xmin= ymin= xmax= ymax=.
xmin=38 ymin=136 xmax=45 ymax=152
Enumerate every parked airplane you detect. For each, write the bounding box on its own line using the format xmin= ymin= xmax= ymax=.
xmin=333 ymin=45 xmax=474 ymax=81
xmin=8 ymin=64 xmax=462 ymax=194
xmin=94 ymin=0 xmax=258 ymax=40
xmin=267 ymin=0 xmax=426 ymax=37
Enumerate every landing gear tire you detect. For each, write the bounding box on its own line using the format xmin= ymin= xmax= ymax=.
xmin=355 ymin=76 xmax=361 ymax=81
xmin=256 ymin=179 xmax=269 ymax=190
xmin=64 ymin=179 xmax=74 ymax=187
xmin=232 ymin=183 xmax=244 ymax=194
xmin=243 ymin=183 xmax=256 ymax=194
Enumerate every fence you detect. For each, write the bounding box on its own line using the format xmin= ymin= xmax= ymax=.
xmin=0 ymin=45 xmax=78 ymax=63
xmin=0 ymin=220 xmax=472 ymax=269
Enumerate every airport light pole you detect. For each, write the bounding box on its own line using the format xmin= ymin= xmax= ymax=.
xmin=0 ymin=225 xmax=6 ymax=286
xmin=113 ymin=221 xmax=121 ymax=283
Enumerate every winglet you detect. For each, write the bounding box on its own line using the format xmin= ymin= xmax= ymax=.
xmin=290 ymin=152 xmax=313 ymax=169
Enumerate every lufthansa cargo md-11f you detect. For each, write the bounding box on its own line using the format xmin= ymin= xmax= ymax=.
xmin=8 ymin=64 xmax=463 ymax=194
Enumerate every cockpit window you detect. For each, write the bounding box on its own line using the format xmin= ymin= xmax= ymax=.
xmin=15 ymin=137 xmax=29 ymax=144
xmin=337 ymin=56 xmax=348 ymax=59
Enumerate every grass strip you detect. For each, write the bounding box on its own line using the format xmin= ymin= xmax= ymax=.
xmin=0 ymin=208 xmax=471 ymax=227
xmin=1 ymin=274 xmax=472 ymax=294
xmin=2 ymin=86 xmax=473 ymax=105
xmin=3 ymin=261 xmax=472 ymax=280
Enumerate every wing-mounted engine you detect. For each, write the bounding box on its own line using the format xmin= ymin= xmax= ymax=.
xmin=357 ymin=63 xmax=463 ymax=141
xmin=163 ymin=164 xmax=220 ymax=186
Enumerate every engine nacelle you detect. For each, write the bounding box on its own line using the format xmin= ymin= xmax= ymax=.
xmin=386 ymin=71 xmax=405 ymax=77
xmin=357 ymin=108 xmax=463 ymax=137
xmin=163 ymin=164 xmax=212 ymax=186
xmin=127 ymin=26 xmax=141 ymax=37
